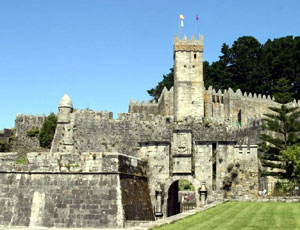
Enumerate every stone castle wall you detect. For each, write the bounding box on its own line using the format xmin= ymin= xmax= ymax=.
xmin=13 ymin=114 xmax=47 ymax=153
xmin=127 ymin=84 xmax=300 ymax=130
xmin=0 ymin=129 xmax=13 ymax=142
xmin=204 ymin=86 xmax=277 ymax=126
xmin=128 ymin=86 xmax=174 ymax=116
xmin=51 ymin=110 xmax=174 ymax=156
xmin=0 ymin=152 xmax=153 ymax=228
xmin=138 ymin=139 xmax=259 ymax=216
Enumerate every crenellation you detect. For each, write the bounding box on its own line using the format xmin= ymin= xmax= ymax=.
xmin=236 ymin=89 xmax=242 ymax=96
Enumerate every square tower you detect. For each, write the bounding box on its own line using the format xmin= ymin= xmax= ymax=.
xmin=174 ymin=34 xmax=204 ymax=120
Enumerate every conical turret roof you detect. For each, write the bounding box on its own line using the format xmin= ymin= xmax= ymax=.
xmin=59 ymin=94 xmax=73 ymax=108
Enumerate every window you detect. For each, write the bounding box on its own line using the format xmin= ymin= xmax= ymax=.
xmin=194 ymin=54 xmax=197 ymax=59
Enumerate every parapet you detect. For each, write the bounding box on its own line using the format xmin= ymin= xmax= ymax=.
xmin=205 ymin=86 xmax=276 ymax=103
xmin=174 ymin=34 xmax=204 ymax=52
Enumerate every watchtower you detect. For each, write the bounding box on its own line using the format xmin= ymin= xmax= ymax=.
xmin=173 ymin=35 xmax=204 ymax=120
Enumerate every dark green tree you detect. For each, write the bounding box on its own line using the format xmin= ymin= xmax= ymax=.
xmin=38 ymin=113 xmax=57 ymax=148
xmin=147 ymin=68 xmax=174 ymax=101
xmin=259 ymin=78 xmax=300 ymax=179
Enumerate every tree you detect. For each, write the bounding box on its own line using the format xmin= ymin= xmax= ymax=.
xmin=259 ymin=78 xmax=300 ymax=179
xmin=147 ymin=68 xmax=174 ymax=101
xmin=281 ymin=145 xmax=300 ymax=181
xmin=38 ymin=113 xmax=57 ymax=148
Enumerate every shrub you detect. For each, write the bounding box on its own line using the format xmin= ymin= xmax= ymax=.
xmin=16 ymin=156 xmax=28 ymax=165
xmin=0 ymin=140 xmax=10 ymax=152
xmin=272 ymin=181 xmax=298 ymax=196
xmin=26 ymin=127 xmax=39 ymax=137
xmin=38 ymin=113 xmax=57 ymax=148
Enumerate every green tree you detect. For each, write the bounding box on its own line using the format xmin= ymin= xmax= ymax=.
xmin=147 ymin=68 xmax=174 ymax=101
xmin=38 ymin=113 xmax=57 ymax=148
xmin=281 ymin=145 xmax=300 ymax=181
xmin=259 ymin=78 xmax=300 ymax=179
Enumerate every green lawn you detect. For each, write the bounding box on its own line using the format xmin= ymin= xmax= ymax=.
xmin=154 ymin=202 xmax=300 ymax=230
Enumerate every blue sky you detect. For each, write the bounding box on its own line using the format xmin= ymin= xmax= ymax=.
xmin=1 ymin=0 xmax=300 ymax=129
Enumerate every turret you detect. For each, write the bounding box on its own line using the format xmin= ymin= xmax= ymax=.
xmin=57 ymin=94 xmax=73 ymax=123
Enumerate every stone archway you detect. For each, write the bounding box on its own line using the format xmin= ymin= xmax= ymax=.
xmin=167 ymin=179 xmax=196 ymax=217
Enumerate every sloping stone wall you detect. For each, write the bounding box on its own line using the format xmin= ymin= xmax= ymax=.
xmin=0 ymin=173 xmax=122 ymax=228
xmin=0 ymin=151 xmax=152 ymax=228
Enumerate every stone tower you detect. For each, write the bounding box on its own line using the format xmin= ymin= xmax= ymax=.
xmin=173 ymin=34 xmax=204 ymax=120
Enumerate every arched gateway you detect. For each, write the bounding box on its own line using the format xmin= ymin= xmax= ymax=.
xmin=167 ymin=179 xmax=197 ymax=216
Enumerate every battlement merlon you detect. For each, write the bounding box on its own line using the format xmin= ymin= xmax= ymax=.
xmin=174 ymin=34 xmax=204 ymax=52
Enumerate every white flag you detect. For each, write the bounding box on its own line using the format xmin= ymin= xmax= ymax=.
xmin=180 ymin=20 xmax=184 ymax=27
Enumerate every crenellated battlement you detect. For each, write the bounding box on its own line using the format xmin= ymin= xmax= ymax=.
xmin=174 ymin=34 xmax=204 ymax=52
xmin=205 ymin=86 xmax=275 ymax=103
xmin=15 ymin=113 xmax=47 ymax=121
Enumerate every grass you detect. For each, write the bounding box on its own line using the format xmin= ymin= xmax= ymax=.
xmin=154 ymin=202 xmax=300 ymax=230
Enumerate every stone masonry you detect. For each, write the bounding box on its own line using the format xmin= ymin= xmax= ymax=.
xmin=0 ymin=34 xmax=265 ymax=228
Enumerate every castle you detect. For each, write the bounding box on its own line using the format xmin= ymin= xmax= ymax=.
xmin=0 ymin=34 xmax=290 ymax=228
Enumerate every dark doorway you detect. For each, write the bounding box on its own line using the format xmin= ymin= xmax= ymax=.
xmin=167 ymin=180 xmax=196 ymax=216
xmin=167 ymin=181 xmax=180 ymax=217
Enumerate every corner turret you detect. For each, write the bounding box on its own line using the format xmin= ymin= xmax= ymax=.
xmin=57 ymin=94 xmax=73 ymax=123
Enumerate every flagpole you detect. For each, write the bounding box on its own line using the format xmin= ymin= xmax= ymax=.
xmin=195 ymin=14 xmax=199 ymax=36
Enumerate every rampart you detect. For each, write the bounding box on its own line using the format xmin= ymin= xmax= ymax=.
xmin=0 ymin=152 xmax=153 ymax=228
xmin=51 ymin=110 xmax=174 ymax=156
xmin=128 ymin=85 xmax=297 ymax=129
xmin=128 ymin=86 xmax=174 ymax=116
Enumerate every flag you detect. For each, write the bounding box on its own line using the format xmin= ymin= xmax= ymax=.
xmin=179 ymin=14 xmax=184 ymax=20
xmin=180 ymin=20 xmax=184 ymax=27
xmin=196 ymin=14 xmax=199 ymax=21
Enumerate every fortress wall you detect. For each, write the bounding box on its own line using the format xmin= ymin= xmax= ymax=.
xmin=13 ymin=114 xmax=47 ymax=153
xmin=205 ymin=87 xmax=278 ymax=126
xmin=0 ymin=129 xmax=13 ymax=142
xmin=0 ymin=173 xmax=122 ymax=228
xmin=195 ymin=143 xmax=258 ymax=200
xmin=157 ymin=87 xmax=174 ymax=116
xmin=128 ymin=86 xmax=174 ymax=116
xmin=0 ymin=152 xmax=152 ymax=227
xmin=215 ymin=144 xmax=259 ymax=199
xmin=51 ymin=110 xmax=174 ymax=156
xmin=128 ymin=100 xmax=158 ymax=115
xmin=138 ymin=142 xmax=171 ymax=211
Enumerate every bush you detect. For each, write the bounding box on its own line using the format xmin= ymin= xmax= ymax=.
xmin=26 ymin=127 xmax=39 ymax=137
xmin=38 ymin=113 xmax=57 ymax=148
xmin=0 ymin=140 xmax=10 ymax=152
xmin=272 ymin=181 xmax=298 ymax=196
xmin=16 ymin=156 xmax=28 ymax=165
